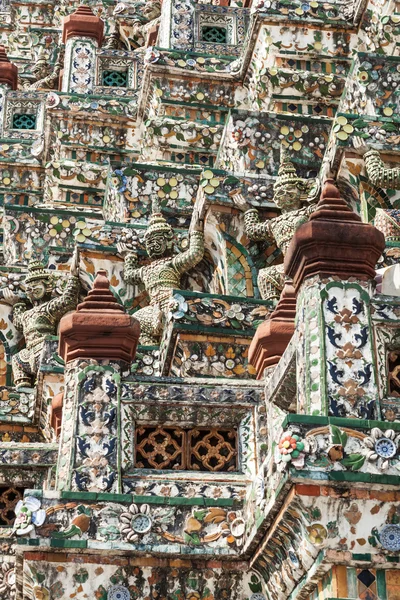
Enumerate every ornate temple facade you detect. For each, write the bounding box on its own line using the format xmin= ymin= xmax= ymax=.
xmin=0 ymin=0 xmax=400 ymax=597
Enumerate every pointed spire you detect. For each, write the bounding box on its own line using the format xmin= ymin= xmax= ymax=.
xmin=309 ymin=178 xmax=360 ymax=222
xmin=62 ymin=5 xmax=104 ymax=46
xmin=285 ymin=179 xmax=385 ymax=291
xmin=249 ymin=281 xmax=296 ymax=379
xmin=0 ymin=46 xmax=18 ymax=90
xmin=59 ymin=270 xmax=140 ymax=364
xmin=76 ymin=269 xmax=124 ymax=312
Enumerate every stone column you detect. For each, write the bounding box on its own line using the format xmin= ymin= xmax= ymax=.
xmin=0 ymin=46 xmax=18 ymax=131
xmin=61 ymin=6 xmax=104 ymax=94
xmin=56 ymin=270 xmax=140 ymax=493
xmin=284 ymin=179 xmax=385 ymax=419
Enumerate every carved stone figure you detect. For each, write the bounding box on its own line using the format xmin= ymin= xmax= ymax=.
xmin=354 ymin=137 xmax=400 ymax=248
xmin=110 ymin=0 xmax=162 ymax=50
xmin=2 ymin=249 xmax=80 ymax=389
xmin=354 ymin=137 xmax=400 ymax=190
xmin=118 ymin=211 xmax=205 ymax=345
xmin=232 ymin=152 xmax=317 ymax=302
xmin=28 ymin=50 xmax=63 ymax=90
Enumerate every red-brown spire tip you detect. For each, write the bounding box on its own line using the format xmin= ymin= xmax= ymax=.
xmin=310 ymin=178 xmax=360 ymax=222
xmin=0 ymin=46 xmax=8 ymax=62
xmin=0 ymin=45 xmax=18 ymax=90
xmin=58 ymin=269 xmax=140 ymax=364
xmin=93 ymin=269 xmax=110 ymax=289
xmin=285 ymin=177 xmax=385 ymax=288
xmin=75 ymin=5 xmax=96 ymax=14
xmin=62 ymin=5 xmax=104 ymax=45
xmin=77 ymin=270 xmax=123 ymax=312
xmin=322 ymin=178 xmax=340 ymax=199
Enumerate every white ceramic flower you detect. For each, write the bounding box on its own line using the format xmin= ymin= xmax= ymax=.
xmin=363 ymin=428 xmax=400 ymax=470
xmin=13 ymin=496 xmax=46 ymax=536
xmin=120 ymin=504 xmax=152 ymax=543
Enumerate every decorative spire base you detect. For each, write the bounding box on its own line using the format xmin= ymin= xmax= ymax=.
xmin=58 ymin=270 xmax=140 ymax=363
xmin=0 ymin=46 xmax=18 ymax=89
xmin=284 ymin=179 xmax=385 ymax=291
xmin=248 ymin=281 xmax=296 ymax=379
xmin=62 ymin=6 xmax=104 ymax=45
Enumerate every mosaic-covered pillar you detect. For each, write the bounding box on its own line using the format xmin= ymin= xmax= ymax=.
xmin=0 ymin=46 xmax=18 ymax=131
xmin=56 ymin=270 xmax=140 ymax=492
xmin=61 ymin=6 xmax=104 ymax=94
xmin=285 ymin=179 xmax=385 ymax=419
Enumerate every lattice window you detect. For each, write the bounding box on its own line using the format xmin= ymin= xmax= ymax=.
xmin=136 ymin=426 xmax=184 ymax=469
xmin=102 ymin=70 xmax=128 ymax=88
xmin=135 ymin=425 xmax=238 ymax=471
xmin=388 ymin=350 xmax=400 ymax=396
xmin=12 ymin=113 xmax=36 ymax=130
xmin=0 ymin=487 xmax=24 ymax=526
xmin=201 ymin=26 xmax=227 ymax=43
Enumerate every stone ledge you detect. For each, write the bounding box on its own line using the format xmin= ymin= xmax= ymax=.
xmin=283 ymin=413 xmax=400 ymax=432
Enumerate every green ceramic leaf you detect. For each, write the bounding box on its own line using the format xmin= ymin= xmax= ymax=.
xmin=341 ymin=453 xmax=365 ymax=471
xmin=330 ymin=425 xmax=347 ymax=447
xmin=193 ymin=509 xmax=207 ymax=521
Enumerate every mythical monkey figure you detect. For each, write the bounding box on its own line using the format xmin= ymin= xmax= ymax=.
xmin=28 ymin=50 xmax=64 ymax=91
xmin=232 ymin=151 xmax=317 ymax=302
xmin=106 ymin=0 xmax=162 ymax=50
xmin=118 ymin=210 xmax=205 ymax=345
xmin=2 ymin=248 xmax=80 ymax=389
xmin=353 ymin=137 xmax=400 ymax=247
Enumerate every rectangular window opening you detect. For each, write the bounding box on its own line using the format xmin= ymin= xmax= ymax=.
xmin=135 ymin=424 xmax=238 ymax=472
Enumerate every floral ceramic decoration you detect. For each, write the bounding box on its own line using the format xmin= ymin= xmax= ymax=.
xmin=3 ymin=0 xmax=400 ymax=595
xmin=306 ymin=523 xmax=327 ymax=545
xmin=108 ymin=585 xmax=131 ymax=600
xmin=379 ymin=524 xmax=400 ymax=552
xmin=363 ymin=427 xmax=400 ymax=470
xmin=13 ymin=496 xmax=46 ymax=535
xmin=277 ymin=432 xmax=309 ymax=469
xmin=0 ymin=562 xmax=16 ymax=599
xmin=168 ymin=292 xmax=271 ymax=330
xmin=120 ymin=503 xmax=152 ymax=542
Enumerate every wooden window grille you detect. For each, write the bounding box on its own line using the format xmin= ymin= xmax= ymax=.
xmin=201 ymin=26 xmax=227 ymax=44
xmin=135 ymin=425 xmax=238 ymax=472
xmin=0 ymin=487 xmax=24 ymax=526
